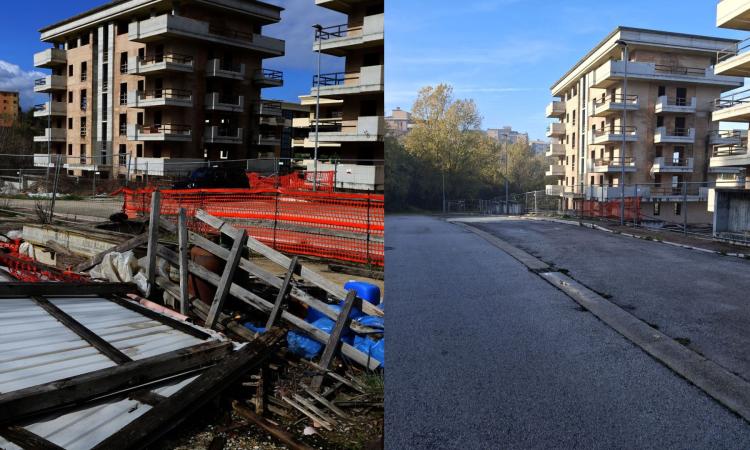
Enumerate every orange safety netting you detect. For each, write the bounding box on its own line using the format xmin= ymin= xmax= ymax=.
xmin=119 ymin=187 xmax=384 ymax=266
xmin=581 ymin=198 xmax=642 ymax=221
xmin=247 ymin=171 xmax=336 ymax=192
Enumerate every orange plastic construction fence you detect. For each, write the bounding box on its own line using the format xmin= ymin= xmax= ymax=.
xmin=247 ymin=171 xmax=335 ymax=191
xmin=581 ymin=198 xmax=641 ymax=221
xmin=119 ymin=187 xmax=384 ymax=266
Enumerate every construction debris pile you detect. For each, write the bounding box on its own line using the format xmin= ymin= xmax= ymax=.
xmin=0 ymin=191 xmax=385 ymax=450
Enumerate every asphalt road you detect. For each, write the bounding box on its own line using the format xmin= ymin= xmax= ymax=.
xmin=385 ymin=215 xmax=750 ymax=449
xmin=471 ymin=218 xmax=750 ymax=383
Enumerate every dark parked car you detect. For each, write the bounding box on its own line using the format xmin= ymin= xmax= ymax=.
xmin=172 ymin=167 xmax=249 ymax=189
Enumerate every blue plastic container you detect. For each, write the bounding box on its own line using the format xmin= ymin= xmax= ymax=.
xmin=344 ymin=280 xmax=381 ymax=306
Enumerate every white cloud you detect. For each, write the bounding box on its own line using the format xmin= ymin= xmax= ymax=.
xmin=262 ymin=0 xmax=346 ymax=72
xmin=0 ymin=60 xmax=44 ymax=110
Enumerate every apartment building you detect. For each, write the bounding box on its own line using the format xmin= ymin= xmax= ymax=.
xmin=546 ymin=26 xmax=743 ymax=224
xmin=385 ymin=106 xmax=412 ymax=136
xmin=0 ymin=91 xmax=19 ymax=128
xmin=709 ymin=0 xmax=750 ymax=237
xmin=32 ymin=0 xmax=285 ymax=180
xmin=487 ymin=126 xmax=529 ymax=145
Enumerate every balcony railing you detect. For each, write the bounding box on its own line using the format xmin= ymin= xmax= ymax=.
xmin=261 ymin=68 xmax=282 ymax=81
xmin=120 ymin=93 xmax=128 ymax=105
xmin=661 ymin=127 xmax=692 ymax=137
xmin=714 ymin=88 xmax=750 ymax=110
xmin=594 ymin=157 xmax=635 ymax=167
xmin=137 ymin=88 xmax=192 ymax=101
xmin=141 ymin=53 xmax=193 ymax=65
xmin=592 ymin=94 xmax=638 ymax=107
xmin=80 ymin=126 xmax=87 ymax=137
xmin=314 ymin=71 xmax=346 ymax=87
xmin=592 ymin=126 xmax=637 ymax=138
xmin=316 ymin=23 xmax=353 ymax=40
xmin=654 ymin=64 xmax=705 ymax=76
xmin=138 ymin=123 xmax=192 ymax=136
xmin=718 ymin=37 xmax=750 ymax=64
xmin=713 ymin=145 xmax=748 ymax=157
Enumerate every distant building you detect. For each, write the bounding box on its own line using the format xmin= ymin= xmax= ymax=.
xmin=385 ymin=107 xmax=412 ymax=135
xmin=487 ymin=126 xmax=529 ymax=145
xmin=0 ymin=91 xmax=19 ymax=128
xmin=529 ymin=139 xmax=549 ymax=155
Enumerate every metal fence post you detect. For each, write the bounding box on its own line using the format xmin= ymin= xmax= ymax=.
xmin=682 ymin=181 xmax=688 ymax=235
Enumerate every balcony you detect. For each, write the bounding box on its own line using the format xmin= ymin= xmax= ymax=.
xmin=545 ymin=165 xmax=565 ymax=177
xmin=129 ymin=14 xmax=284 ymax=56
xmin=127 ymin=89 xmax=193 ymax=108
xmin=314 ymin=13 xmax=384 ymax=55
xmin=545 ymin=184 xmax=563 ymax=196
xmin=204 ymin=126 xmax=243 ymax=145
xmin=33 ymin=128 xmax=66 ymax=143
xmin=717 ymin=0 xmax=750 ymax=30
xmin=546 ymin=122 xmax=565 ymax=138
xmin=589 ymin=157 xmax=636 ymax=174
xmin=591 ymin=60 xmax=743 ymax=89
xmin=259 ymin=115 xmax=284 ymax=126
xmin=545 ymin=143 xmax=565 ymax=158
xmin=651 ymin=157 xmax=694 ymax=173
xmin=254 ymin=100 xmax=283 ymax=116
xmin=34 ymin=48 xmax=66 ymax=68
xmin=713 ymin=88 xmax=750 ymax=122
xmin=205 ymin=93 xmax=244 ymax=112
xmin=587 ymin=185 xmax=648 ymax=201
xmin=591 ymin=94 xmax=639 ymax=117
xmin=710 ymin=129 xmax=744 ymax=146
xmin=545 ymin=101 xmax=565 ymax=118
xmin=254 ymin=69 xmax=283 ymax=87
xmin=313 ymin=65 xmax=384 ymax=96
xmin=314 ymin=116 xmax=385 ymax=143
xmin=647 ymin=186 xmax=709 ymax=202
xmin=716 ymin=37 xmax=750 ymax=76
xmin=655 ymin=96 xmax=697 ymax=114
xmin=127 ymin=124 xmax=192 ymax=142
xmin=713 ymin=171 xmax=748 ymax=189
xmin=34 ymin=75 xmax=66 ymax=93
xmin=128 ymin=53 xmax=194 ymax=75
xmin=257 ymin=133 xmax=281 ymax=146
xmin=207 ymin=59 xmax=246 ymax=80
xmin=591 ymin=126 xmax=638 ymax=145
xmin=33 ymin=101 xmax=66 ymax=117
xmin=711 ymin=144 xmax=750 ymax=169
xmin=654 ymin=127 xmax=695 ymax=144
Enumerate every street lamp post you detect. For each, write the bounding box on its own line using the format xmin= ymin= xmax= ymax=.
xmin=617 ymin=40 xmax=629 ymax=226
xmin=313 ymin=24 xmax=323 ymax=192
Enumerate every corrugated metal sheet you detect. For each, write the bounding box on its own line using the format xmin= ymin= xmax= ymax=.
xmin=0 ymin=294 xmax=226 ymax=449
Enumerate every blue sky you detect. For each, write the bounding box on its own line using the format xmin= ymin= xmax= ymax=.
xmin=386 ymin=0 xmax=748 ymax=141
xmin=0 ymin=0 xmax=344 ymax=110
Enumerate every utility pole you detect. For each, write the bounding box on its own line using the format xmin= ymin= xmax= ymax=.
xmin=504 ymin=143 xmax=509 ymax=214
xmin=313 ymin=24 xmax=323 ymax=192
xmin=617 ymin=40 xmax=629 ymax=226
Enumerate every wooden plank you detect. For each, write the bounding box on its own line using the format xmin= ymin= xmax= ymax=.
xmin=281 ymin=396 xmax=333 ymax=431
xmin=206 ymin=229 xmax=248 ymax=329
xmin=232 ymin=402 xmax=314 ymax=450
xmin=265 ymin=256 xmax=299 ymax=329
xmin=45 ymin=240 xmax=73 ymax=256
xmin=31 ymin=296 xmax=132 ymax=365
xmin=292 ymin=394 xmax=337 ymax=426
xmin=73 ymin=233 xmax=149 ymax=272
xmin=129 ymin=390 xmax=167 ymax=406
xmin=192 ymin=211 xmax=383 ymax=318
xmin=107 ymin=295 xmax=211 ymax=341
xmin=145 ymin=190 xmax=161 ymax=297
xmin=311 ymin=290 xmax=359 ymax=391
xmin=177 ymin=208 xmax=190 ymax=316
xmin=89 ymin=329 xmax=285 ymax=450
xmin=0 ymin=341 xmax=232 ymax=425
xmin=157 ymin=245 xmax=380 ymax=370
xmin=189 ymin=296 xmax=258 ymax=342
xmin=0 ymin=426 xmax=66 ymax=450
xmin=0 ymin=283 xmax=137 ymax=298
xmin=301 ymin=385 xmax=349 ymax=419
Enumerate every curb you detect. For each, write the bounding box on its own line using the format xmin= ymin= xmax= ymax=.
xmin=456 ymin=220 xmax=750 ymax=424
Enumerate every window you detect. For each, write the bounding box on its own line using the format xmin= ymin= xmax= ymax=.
xmin=572 ymin=133 xmax=576 ymax=149
xmin=68 ymin=118 xmax=73 ymax=130
xmin=120 ymin=52 xmax=128 ymax=74
xmin=67 ymin=144 xmax=73 ymax=156
xmin=81 ymin=90 xmax=87 ymax=111
xmin=658 ymin=85 xmax=666 ymax=97
xmin=136 ymin=144 xmax=143 ymax=157
xmin=153 ymin=145 xmax=162 ymax=158
xmin=80 ymin=33 xmax=89 ymax=46
xmin=654 ymin=202 xmax=661 ymax=216
xmin=674 ymin=203 xmax=681 ymax=216
xmin=137 ymin=112 xmax=144 ymax=126
xmin=68 ymin=65 xmax=74 ymax=77
xmin=81 ymin=62 xmax=87 ymax=81
xmin=80 ymin=117 xmax=87 ymax=137
xmin=119 ymin=113 xmax=127 ymax=135
xmin=120 ymin=83 xmax=128 ymax=105
xmin=68 ymin=91 xmax=73 ymax=103
xmin=656 ymin=116 xmax=664 ymax=128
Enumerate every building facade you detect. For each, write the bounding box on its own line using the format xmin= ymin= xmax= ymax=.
xmin=0 ymin=91 xmax=19 ymax=128
xmin=33 ymin=0 xmax=285 ymax=180
xmin=709 ymin=0 xmax=750 ymax=237
xmin=546 ymin=27 xmax=743 ymax=224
